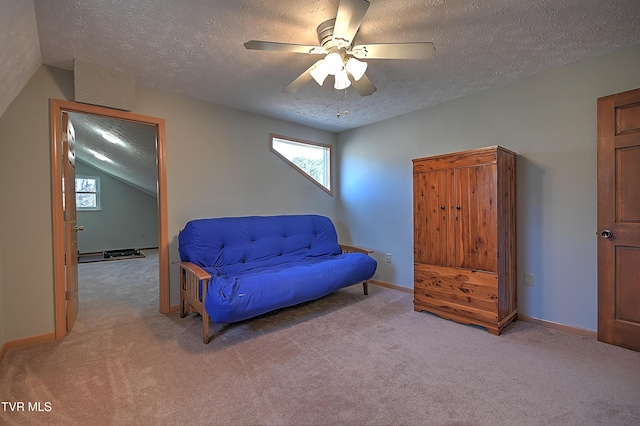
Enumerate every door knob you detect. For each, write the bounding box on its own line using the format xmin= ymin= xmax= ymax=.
xmin=73 ymin=225 xmax=84 ymax=231
xmin=600 ymin=229 xmax=613 ymax=239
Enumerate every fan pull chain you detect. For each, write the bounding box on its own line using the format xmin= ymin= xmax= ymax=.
xmin=344 ymin=88 xmax=349 ymax=116
xmin=336 ymin=88 xmax=349 ymax=118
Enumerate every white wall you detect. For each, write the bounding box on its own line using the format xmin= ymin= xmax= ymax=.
xmin=0 ymin=67 xmax=65 ymax=342
xmin=0 ymin=65 xmax=336 ymax=341
xmin=76 ymin=161 xmax=159 ymax=253
xmin=336 ymin=45 xmax=640 ymax=332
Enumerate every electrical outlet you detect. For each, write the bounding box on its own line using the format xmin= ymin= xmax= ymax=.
xmin=524 ymin=273 xmax=534 ymax=287
xmin=385 ymin=253 xmax=392 ymax=263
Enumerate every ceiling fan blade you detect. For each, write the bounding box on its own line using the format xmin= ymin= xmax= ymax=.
xmin=351 ymin=42 xmax=436 ymax=60
xmin=282 ymin=60 xmax=325 ymax=94
xmin=333 ymin=0 xmax=370 ymax=47
xmin=347 ymin=71 xmax=377 ymax=96
xmin=244 ymin=40 xmax=326 ymax=55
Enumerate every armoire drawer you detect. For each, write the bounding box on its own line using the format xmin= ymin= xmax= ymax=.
xmin=414 ymin=264 xmax=498 ymax=312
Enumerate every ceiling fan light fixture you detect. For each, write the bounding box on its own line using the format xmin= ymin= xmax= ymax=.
xmin=310 ymin=62 xmax=330 ymax=85
xmin=245 ymin=0 xmax=435 ymax=99
xmin=334 ymin=69 xmax=351 ymax=90
xmin=345 ymin=57 xmax=367 ymax=81
xmin=323 ymin=52 xmax=344 ymax=75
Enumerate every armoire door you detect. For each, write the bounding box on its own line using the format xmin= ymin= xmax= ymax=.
xmin=414 ymin=169 xmax=450 ymax=266
xmin=453 ymin=164 xmax=498 ymax=273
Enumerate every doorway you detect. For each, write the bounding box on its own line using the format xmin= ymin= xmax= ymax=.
xmin=50 ymin=99 xmax=169 ymax=339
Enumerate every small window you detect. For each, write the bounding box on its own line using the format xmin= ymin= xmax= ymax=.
xmin=270 ymin=134 xmax=332 ymax=195
xmin=76 ymin=176 xmax=101 ymax=210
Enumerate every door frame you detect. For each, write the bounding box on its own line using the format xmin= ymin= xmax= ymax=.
xmin=50 ymin=99 xmax=169 ymax=339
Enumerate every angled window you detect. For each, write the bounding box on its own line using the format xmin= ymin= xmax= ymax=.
xmin=270 ymin=134 xmax=332 ymax=195
xmin=76 ymin=176 xmax=101 ymax=210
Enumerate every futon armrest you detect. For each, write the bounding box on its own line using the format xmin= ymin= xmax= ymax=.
xmin=176 ymin=261 xmax=211 ymax=281
xmin=339 ymin=244 xmax=374 ymax=296
xmin=340 ymin=244 xmax=374 ymax=255
xmin=175 ymin=261 xmax=212 ymax=344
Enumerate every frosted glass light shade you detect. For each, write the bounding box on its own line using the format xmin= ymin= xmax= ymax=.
xmin=310 ymin=63 xmax=329 ymax=85
xmin=334 ymin=69 xmax=351 ymax=90
xmin=345 ymin=57 xmax=367 ymax=81
xmin=323 ymin=52 xmax=344 ymax=75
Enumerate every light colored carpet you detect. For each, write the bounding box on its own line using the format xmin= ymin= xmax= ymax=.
xmin=1 ymin=250 xmax=639 ymax=425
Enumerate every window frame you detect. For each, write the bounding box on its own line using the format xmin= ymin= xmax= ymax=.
xmin=269 ymin=133 xmax=333 ymax=196
xmin=75 ymin=175 xmax=101 ymax=211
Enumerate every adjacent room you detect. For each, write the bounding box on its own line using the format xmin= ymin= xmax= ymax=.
xmin=1 ymin=0 xmax=639 ymax=424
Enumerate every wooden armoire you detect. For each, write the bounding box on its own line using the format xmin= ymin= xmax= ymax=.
xmin=413 ymin=146 xmax=517 ymax=335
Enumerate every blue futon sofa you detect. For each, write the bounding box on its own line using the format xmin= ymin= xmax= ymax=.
xmin=177 ymin=214 xmax=377 ymax=343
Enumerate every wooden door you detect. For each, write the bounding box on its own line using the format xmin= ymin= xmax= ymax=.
xmin=62 ymin=113 xmax=80 ymax=332
xmin=413 ymin=168 xmax=450 ymax=266
xmin=454 ymin=164 xmax=498 ymax=272
xmin=597 ymin=88 xmax=640 ymax=352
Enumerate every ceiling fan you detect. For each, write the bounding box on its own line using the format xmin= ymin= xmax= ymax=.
xmin=244 ymin=0 xmax=435 ymax=97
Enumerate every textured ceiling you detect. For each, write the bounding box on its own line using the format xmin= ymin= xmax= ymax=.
xmin=69 ymin=113 xmax=158 ymax=196
xmin=32 ymin=0 xmax=640 ymax=133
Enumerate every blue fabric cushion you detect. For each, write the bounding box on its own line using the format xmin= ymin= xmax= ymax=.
xmin=178 ymin=214 xmax=377 ymax=324
xmin=179 ymin=215 xmax=342 ymax=275
xmin=203 ymin=253 xmax=377 ymax=323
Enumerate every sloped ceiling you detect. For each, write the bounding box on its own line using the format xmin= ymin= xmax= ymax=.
xmin=1 ymin=0 xmax=640 ymax=194
xmin=0 ymin=0 xmax=40 ymax=118
xmin=69 ymin=113 xmax=158 ymax=197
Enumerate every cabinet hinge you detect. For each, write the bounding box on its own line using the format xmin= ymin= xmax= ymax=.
xmin=497 ymin=251 xmax=500 ymax=258
xmin=65 ymin=290 xmax=72 ymax=300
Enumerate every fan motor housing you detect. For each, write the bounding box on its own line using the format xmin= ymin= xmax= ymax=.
xmin=317 ymin=19 xmax=337 ymax=49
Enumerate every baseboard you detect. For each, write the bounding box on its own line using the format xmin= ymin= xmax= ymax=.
xmin=0 ymin=332 xmax=56 ymax=364
xmin=170 ymin=304 xmax=181 ymax=313
xmin=369 ymin=280 xmax=597 ymax=339
xmin=369 ymin=279 xmax=413 ymax=294
xmin=517 ymin=314 xmax=597 ymax=338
